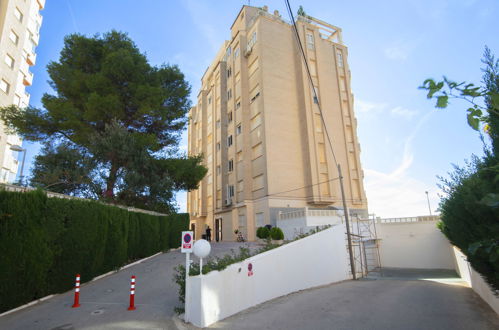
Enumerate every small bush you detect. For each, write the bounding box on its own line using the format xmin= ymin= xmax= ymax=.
xmin=256 ymin=226 xmax=270 ymax=239
xmin=270 ymin=227 xmax=284 ymax=240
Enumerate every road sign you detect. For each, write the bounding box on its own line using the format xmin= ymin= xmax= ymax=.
xmin=181 ymin=231 xmax=194 ymax=253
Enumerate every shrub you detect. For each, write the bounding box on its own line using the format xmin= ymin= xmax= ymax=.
xmin=256 ymin=226 xmax=270 ymax=239
xmin=0 ymin=189 xmax=189 ymax=313
xmin=438 ymin=154 xmax=499 ymax=293
xmin=270 ymin=227 xmax=284 ymax=240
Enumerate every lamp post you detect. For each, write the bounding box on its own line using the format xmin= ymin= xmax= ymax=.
xmin=10 ymin=145 xmax=26 ymax=185
xmin=425 ymin=191 xmax=432 ymax=216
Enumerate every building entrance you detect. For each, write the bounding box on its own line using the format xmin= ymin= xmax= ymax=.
xmin=215 ymin=218 xmax=222 ymax=242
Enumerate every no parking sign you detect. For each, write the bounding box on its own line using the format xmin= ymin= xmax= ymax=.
xmin=181 ymin=231 xmax=193 ymax=253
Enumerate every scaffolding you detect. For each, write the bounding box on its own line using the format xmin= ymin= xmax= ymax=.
xmin=345 ymin=214 xmax=381 ymax=278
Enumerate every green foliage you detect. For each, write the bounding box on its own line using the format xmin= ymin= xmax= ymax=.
xmin=256 ymin=226 xmax=270 ymax=239
xmin=30 ymin=142 xmax=97 ymax=197
xmin=420 ymin=47 xmax=499 ymax=153
xmin=438 ymin=155 xmax=499 ymax=293
xmin=270 ymin=227 xmax=284 ymax=240
xmin=422 ymin=47 xmax=499 ymax=294
xmin=297 ymin=5 xmax=306 ymax=17
xmin=0 ymin=189 xmax=189 ymax=313
xmin=0 ymin=31 xmax=206 ymax=212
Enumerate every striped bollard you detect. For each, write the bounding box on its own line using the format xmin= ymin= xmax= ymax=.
xmin=72 ymin=274 xmax=81 ymax=308
xmin=127 ymin=275 xmax=136 ymax=311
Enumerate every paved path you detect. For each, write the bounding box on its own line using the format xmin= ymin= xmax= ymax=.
xmin=206 ymin=268 xmax=499 ymax=330
xmin=0 ymin=242 xmax=261 ymax=330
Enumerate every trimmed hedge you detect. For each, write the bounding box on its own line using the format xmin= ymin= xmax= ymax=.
xmin=0 ymin=189 xmax=188 ymax=313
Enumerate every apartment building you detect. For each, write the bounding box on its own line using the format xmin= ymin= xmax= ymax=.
xmin=187 ymin=5 xmax=367 ymax=241
xmin=0 ymin=0 xmax=45 ymax=183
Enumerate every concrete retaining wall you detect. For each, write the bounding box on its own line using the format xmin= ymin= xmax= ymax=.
xmin=185 ymin=224 xmax=350 ymax=327
xmin=377 ymin=220 xmax=455 ymax=269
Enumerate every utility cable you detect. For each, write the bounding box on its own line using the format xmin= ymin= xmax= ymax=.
xmin=284 ymin=0 xmax=339 ymax=168
xmin=267 ymin=176 xmax=340 ymax=197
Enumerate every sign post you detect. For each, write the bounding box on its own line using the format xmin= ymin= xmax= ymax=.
xmin=181 ymin=231 xmax=193 ymax=322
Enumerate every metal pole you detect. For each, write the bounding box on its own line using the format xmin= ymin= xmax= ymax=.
xmin=425 ymin=191 xmax=432 ymax=216
xmin=338 ymin=164 xmax=356 ymax=280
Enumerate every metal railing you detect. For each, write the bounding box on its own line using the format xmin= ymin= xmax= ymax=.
xmin=278 ymin=208 xmax=339 ymax=220
xmin=376 ymin=215 xmax=440 ymax=224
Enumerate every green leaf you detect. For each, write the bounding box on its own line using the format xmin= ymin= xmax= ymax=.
xmin=436 ymin=95 xmax=448 ymax=108
xmin=479 ymin=193 xmax=499 ymax=208
xmin=490 ymin=92 xmax=499 ymax=111
xmin=467 ymin=113 xmax=480 ymax=130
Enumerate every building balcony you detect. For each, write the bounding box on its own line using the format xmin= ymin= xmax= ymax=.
xmin=26 ymin=52 xmax=37 ymax=66
xmin=37 ymin=0 xmax=46 ymax=10
xmin=23 ymin=72 xmax=33 ymax=86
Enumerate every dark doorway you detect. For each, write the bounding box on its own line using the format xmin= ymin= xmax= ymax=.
xmin=191 ymin=223 xmax=196 ymax=240
xmin=215 ymin=218 xmax=222 ymax=242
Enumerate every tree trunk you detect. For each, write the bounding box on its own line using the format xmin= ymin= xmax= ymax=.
xmin=103 ymin=161 xmax=119 ymax=199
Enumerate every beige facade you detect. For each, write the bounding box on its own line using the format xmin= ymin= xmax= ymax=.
xmin=187 ymin=5 xmax=367 ymax=241
xmin=0 ymin=0 xmax=45 ymax=183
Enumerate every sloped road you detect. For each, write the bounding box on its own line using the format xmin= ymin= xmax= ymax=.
xmin=206 ymin=268 xmax=499 ymax=330
xmin=0 ymin=242 xmax=260 ymax=330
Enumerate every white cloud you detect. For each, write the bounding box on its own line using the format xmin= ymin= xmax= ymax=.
xmin=355 ymin=99 xmax=387 ymax=113
xmin=175 ymin=191 xmax=187 ymax=213
xmin=391 ymin=106 xmax=418 ymax=119
xmin=384 ymin=46 xmax=410 ymax=61
xmin=364 ymin=168 xmax=440 ymax=218
xmin=364 ymin=111 xmax=439 ymax=218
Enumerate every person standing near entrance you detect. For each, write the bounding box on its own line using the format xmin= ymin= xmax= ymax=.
xmin=206 ymin=226 xmax=212 ymax=242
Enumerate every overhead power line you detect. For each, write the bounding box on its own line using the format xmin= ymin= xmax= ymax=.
xmin=284 ymin=0 xmax=338 ymax=167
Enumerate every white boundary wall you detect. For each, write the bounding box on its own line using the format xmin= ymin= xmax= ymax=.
xmin=185 ymin=224 xmax=350 ymax=327
xmin=377 ymin=220 xmax=455 ymax=269
xmin=453 ymin=247 xmax=499 ymax=315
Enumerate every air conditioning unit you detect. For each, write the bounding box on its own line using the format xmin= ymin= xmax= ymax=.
xmin=244 ymin=46 xmax=252 ymax=57
xmin=225 ymin=198 xmax=232 ymax=206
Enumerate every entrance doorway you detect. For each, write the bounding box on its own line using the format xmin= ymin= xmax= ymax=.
xmin=215 ymin=218 xmax=222 ymax=242
xmin=191 ymin=223 xmax=196 ymax=240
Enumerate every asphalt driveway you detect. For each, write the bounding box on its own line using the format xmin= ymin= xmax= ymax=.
xmin=207 ymin=268 xmax=499 ymax=330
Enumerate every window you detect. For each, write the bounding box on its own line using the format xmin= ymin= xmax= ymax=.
xmin=0 ymin=79 xmax=10 ymax=94
xmin=247 ymin=31 xmax=257 ymax=49
xmin=228 ymin=159 xmax=234 ymax=172
xmin=226 ymin=47 xmax=231 ymax=57
xmin=208 ymin=96 xmax=212 ymax=104
xmin=306 ymin=32 xmax=314 ymax=49
xmin=13 ymin=94 xmax=20 ymax=106
xmin=9 ymin=30 xmax=19 ymax=45
xmin=236 ymin=101 xmax=241 ymax=109
xmin=337 ymin=50 xmax=344 ymax=68
xmin=216 ymin=165 xmax=221 ymax=175
xmin=227 ymin=185 xmax=235 ymax=198
xmin=234 ymin=47 xmax=240 ymax=58
xmin=227 ymin=88 xmax=232 ymax=100
xmin=227 ymin=67 xmax=232 ymax=78
xmin=217 ymin=142 xmax=221 ymax=151
xmin=250 ymin=91 xmax=260 ymax=103
xmin=14 ymin=8 xmax=23 ymax=22
xmin=236 ymin=124 xmax=242 ymax=135
xmin=250 ymin=113 xmax=262 ymax=131
xmin=4 ymin=55 xmax=14 ymax=68
xmin=228 ymin=111 xmax=233 ymax=122
xmin=227 ymin=135 xmax=233 ymax=147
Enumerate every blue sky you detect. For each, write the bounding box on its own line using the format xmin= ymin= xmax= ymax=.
xmin=21 ymin=0 xmax=498 ymax=217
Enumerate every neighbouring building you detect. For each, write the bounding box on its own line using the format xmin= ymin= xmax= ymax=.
xmin=0 ymin=0 xmax=45 ymax=183
xmin=187 ymin=5 xmax=367 ymax=241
